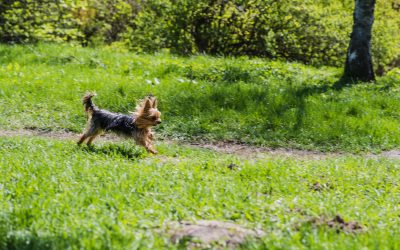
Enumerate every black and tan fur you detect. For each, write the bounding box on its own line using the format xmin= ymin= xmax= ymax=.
xmin=77 ymin=93 xmax=161 ymax=154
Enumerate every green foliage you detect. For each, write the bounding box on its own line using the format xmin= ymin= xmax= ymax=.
xmin=0 ymin=0 xmax=139 ymax=46
xmin=1 ymin=44 xmax=400 ymax=152
xmin=0 ymin=0 xmax=82 ymax=43
xmin=0 ymin=0 xmax=399 ymax=71
xmin=127 ymin=0 xmax=400 ymax=71
xmin=75 ymin=0 xmax=140 ymax=46
xmin=372 ymin=0 xmax=400 ymax=73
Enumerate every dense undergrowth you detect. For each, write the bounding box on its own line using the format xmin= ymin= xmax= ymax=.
xmin=0 ymin=136 xmax=399 ymax=249
xmin=1 ymin=0 xmax=399 ymax=72
xmin=0 ymin=43 xmax=400 ymax=152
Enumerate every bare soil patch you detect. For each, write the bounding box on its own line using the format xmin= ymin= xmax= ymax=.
xmin=168 ymin=139 xmax=343 ymax=159
xmin=0 ymin=128 xmax=119 ymax=142
xmin=296 ymin=215 xmax=364 ymax=233
xmin=309 ymin=182 xmax=332 ymax=192
xmin=167 ymin=220 xmax=265 ymax=249
xmin=1 ymin=128 xmax=400 ymax=159
xmin=326 ymin=215 xmax=364 ymax=233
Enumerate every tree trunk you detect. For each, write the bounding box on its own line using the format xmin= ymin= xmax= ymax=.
xmin=343 ymin=0 xmax=376 ymax=82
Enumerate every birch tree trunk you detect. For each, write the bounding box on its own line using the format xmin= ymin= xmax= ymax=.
xmin=344 ymin=0 xmax=376 ymax=82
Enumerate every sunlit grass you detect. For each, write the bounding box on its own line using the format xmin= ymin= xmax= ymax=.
xmin=1 ymin=43 xmax=400 ymax=249
xmin=1 ymin=43 xmax=400 ymax=151
xmin=0 ymin=136 xmax=399 ymax=249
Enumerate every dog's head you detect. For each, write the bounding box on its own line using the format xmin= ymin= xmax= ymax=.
xmin=133 ymin=96 xmax=161 ymax=129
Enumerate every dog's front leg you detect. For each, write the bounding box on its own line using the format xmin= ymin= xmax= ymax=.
xmin=148 ymin=130 xmax=154 ymax=140
xmin=137 ymin=137 xmax=158 ymax=154
xmin=146 ymin=145 xmax=158 ymax=154
xmin=145 ymin=138 xmax=158 ymax=154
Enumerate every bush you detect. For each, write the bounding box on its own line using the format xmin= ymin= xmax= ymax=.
xmin=0 ymin=0 xmax=139 ymax=46
xmin=0 ymin=0 xmax=399 ymax=72
xmin=128 ymin=0 xmax=400 ymax=71
xmin=0 ymin=0 xmax=82 ymax=43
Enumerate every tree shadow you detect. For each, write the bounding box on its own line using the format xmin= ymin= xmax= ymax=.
xmin=166 ymin=76 xmax=354 ymax=142
xmin=290 ymin=77 xmax=351 ymax=131
xmin=3 ymin=232 xmax=77 ymax=250
xmin=332 ymin=75 xmax=357 ymax=90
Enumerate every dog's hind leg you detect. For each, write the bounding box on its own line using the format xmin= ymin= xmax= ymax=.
xmin=77 ymin=134 xmax=88 ymax=145
xmin=86 ymin=130 xmax=103 ymax=146
xmin=78 ymin=124 xmax=101 ymax=146
xmin=78 ymin=120 xmax=95 ymax=146
xmin=86 ymin=135 xmax=98 ymax=146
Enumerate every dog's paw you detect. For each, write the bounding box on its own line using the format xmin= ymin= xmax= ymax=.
xmin=146 ymin=148 xmax=158 ymax=154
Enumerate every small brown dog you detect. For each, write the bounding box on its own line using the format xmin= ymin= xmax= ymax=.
xmin=77 ymin=93 xmax=161 ymax=154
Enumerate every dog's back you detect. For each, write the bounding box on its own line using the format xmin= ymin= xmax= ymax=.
xmin=92 ymin=110 xmax=137 ymax=137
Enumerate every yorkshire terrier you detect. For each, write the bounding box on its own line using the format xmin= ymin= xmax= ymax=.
xmin=77 ymin=93 xmax=161 ymax=154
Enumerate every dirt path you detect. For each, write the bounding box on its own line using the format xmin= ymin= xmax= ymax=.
xmin=1 ymin=128 xmax=399 ymax=160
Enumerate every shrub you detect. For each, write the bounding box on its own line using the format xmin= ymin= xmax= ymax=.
xmin=0 ymin=0 xmax=399 ymax=72
xmin=127 ymin=0 xmax=400 ymax=71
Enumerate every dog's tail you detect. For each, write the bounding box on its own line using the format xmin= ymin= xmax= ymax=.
xmin=82 ymin=92 xmax=97 ymax=115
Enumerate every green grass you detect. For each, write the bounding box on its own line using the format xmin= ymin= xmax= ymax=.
xmin=1 ymin=43 xmax=400 ymax=249
xmin=0 ymin=136 xmax=399 ymax=249
xmin=1 ymin=43 xmax=400 ymax=152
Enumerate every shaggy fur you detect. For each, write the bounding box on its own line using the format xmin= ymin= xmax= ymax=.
xmin=77 ymin=93 xmax=161 ymax=154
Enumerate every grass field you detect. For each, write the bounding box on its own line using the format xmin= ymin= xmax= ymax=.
xmin=1 ymin=43 xmax=400 ymax=249
xmin=1 ymin=43 xmax=400 ymax=151
xmin=1 ymin=136 xmax=399 ymax=249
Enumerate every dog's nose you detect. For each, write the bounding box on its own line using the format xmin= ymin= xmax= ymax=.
xmin=157 ymin=120 xmax=162 ymax=124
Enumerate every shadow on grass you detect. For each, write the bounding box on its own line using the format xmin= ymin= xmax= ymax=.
xmin=81 ymin=143 xmax=144 ymax=160
xmin=167 ymin=77 xmax=352 ymax=138
xmin=291 ymin=77 xmax=354 ymax=130
xmin=3 ymin=233 xmax=75 ymax=250
xmin=290 ymin=81 xmax=346 ymax=130
xmin=162 ymin=76 xmax=360 ymax=149
xmin=0 ymin=220 xmax=77 ymax=250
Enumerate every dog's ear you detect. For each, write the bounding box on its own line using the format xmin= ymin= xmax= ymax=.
xmin=143 ymin=98 xmax=152 ymax=112
xmin=152 ymin=98 xmax=158 ymax=108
